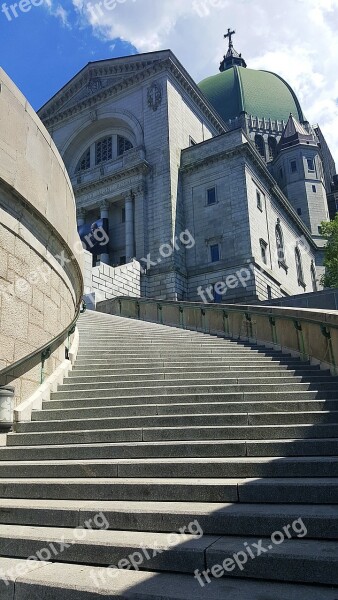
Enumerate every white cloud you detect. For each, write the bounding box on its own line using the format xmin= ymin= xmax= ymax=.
xmin=71 ymin=0 xmax=338 ymax=166
xmin=44 ymin=0 xmax=70 ymax=27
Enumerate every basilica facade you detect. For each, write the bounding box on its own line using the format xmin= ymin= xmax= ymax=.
xmin=38 ymin=35 xmax=336 ymax=303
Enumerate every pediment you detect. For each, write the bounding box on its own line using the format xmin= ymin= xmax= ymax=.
xmin=60 ymin=75 xmax=125 ymax=111
xmin=38 ymin=53 xmax=170 ymax=124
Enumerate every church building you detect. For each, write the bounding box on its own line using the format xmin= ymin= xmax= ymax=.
xmin=38 ymin=31 xmax=336 ymax=303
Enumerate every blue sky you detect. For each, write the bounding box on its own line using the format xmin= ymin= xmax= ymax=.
xmin=0 ymin=0 xmax=337 ymax=163
xmin=0 ymin=3 xmax=136 ymax=110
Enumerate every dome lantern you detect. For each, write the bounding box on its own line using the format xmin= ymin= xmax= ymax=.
xmin=220 ymin=28 xmax=247 ymax=72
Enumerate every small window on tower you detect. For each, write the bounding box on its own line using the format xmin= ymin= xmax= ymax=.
xmin=210 ymin=244 xmax=220 ymax=263
xmin=257 ymin=190 xmax=263 ymax=211
xmin=291 ymin=160 xmax=297 ymax=173
xmin=312 ymin=185 xmax=317 ymax=193
xmin=207 ymin=187 xmax=217 ymax=206
xmin=307 ymin=158 xmax=315 ymax=172
xmin=297 ymin=208 xmax=302 ymax=216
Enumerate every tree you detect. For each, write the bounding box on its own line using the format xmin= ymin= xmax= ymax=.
xmin=321 ymin=215 xmax=338 ymax=288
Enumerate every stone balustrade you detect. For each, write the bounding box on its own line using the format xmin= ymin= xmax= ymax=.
xmin=97 ymin=297 xmax=338 ymax=374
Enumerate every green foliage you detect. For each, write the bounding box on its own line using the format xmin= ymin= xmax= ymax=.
xmin=321 ymin=215 xmax=338 ymax=288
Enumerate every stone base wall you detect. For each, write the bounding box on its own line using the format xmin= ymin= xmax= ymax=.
xmin=0 ymin=68 xmax=83 ymax=407
xmin=0 ymin=201 xmax=78 ymax=407
xmin=83 ymin=253 xmax=141 ymax=309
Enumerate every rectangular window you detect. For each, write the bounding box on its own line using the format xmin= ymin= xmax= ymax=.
xmin=307 ymin=158 xmax=315 ymax=172
xmin=312 ymin=185 xmax=317 ymax=193
xmin=207 ymin=187 xmax=217 ymax=206
xmin=256 ymin=190 xmax=262 ymax=210
xmin=260 ymin=240 xmax=268 ymax=265
xmin=213 ymin=285 xmax=223 ymax=304
xmin=210 ymin=244 xmax=220 ymax=263
xmin=291 ymin=160 xmax=297 ymax=173
xmin=297 ymin=208 xmax=302 ymax=216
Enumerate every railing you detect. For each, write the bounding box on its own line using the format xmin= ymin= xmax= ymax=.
xmin=97 ymin=297 xmax=338 ymax=375
xmin=0 ymin=300 xmax=86 ymax=388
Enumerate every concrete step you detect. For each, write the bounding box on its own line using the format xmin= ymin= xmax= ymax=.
xmin=2 ymin=439 xmax=338 ymax=461
xmin=46 ymin=390 xmax=338 ymax=410
xmin=0 ymin=499 xmax=337 ymax=539
xmin=60 ymin=374 xmax=331 ymax=390
xmin=0 ymin=457 xmax=337 ymax=479
xmin=0 ymin=524 xmax=218 ymax=573
xmin=205 ymin=535 xmax=338 ymax=585
xmin=76 ymin=349 xmax=293 ymax=358
xmin=37 ymin=400 xmax=338 ymax=421
xmin=9 ymin=423 xmax=338 ymax=446
xmin=15 ymin=411 xmax=338 ymax=434
xmin=70 ymin=365 xmax=322 ymax=376
xmin=0 ymin=477 xmax=336 ymax=503
xmin=3 ymin=559 xmax=338 ymax=600
xmin=0 ymin=524 xmax=337 ymax=585
xmin=74 ymin=357 xmax=308 ymax=367
xmin=0 ymin=477 xmax=240 ymax=501
xmin=50 ymin=383 xmax=338 ymax=401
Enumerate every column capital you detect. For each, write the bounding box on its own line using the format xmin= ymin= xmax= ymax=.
xmin=99 ymin=199 xmax=110 ymax=210
xmin=76 ymin=207 xmax=87 ymax=218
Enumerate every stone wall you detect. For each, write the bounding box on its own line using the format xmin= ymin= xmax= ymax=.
xmin=0 ymin=68 xmax=83 ymax=405
xmin=83 ymin=253 xmax=141 ymax=309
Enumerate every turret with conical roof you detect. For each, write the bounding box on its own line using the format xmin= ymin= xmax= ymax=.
xmin=272 ymin=113 xmax=329 ymax=237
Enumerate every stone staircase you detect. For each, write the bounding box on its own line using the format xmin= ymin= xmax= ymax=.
xmin=0 ymin=310 xmax=338 ymax=598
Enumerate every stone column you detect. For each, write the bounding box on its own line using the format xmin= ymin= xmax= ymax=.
xmin=76 ymin=207 xmax=86 ymax=228
xmin=125 ymin=193 xmax=135 ymax=262
xmin=99 ymin=200 xmax=110 ymax=265
xmin=134 ymin=184 xmax=147 ymax=259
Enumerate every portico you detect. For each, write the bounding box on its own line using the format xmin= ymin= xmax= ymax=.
xmin=76 ymin=184 xmax=144 ymax=267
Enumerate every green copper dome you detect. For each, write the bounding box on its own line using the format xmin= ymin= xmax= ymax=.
xmin=199 ymin=66 xmax=304 ymax=125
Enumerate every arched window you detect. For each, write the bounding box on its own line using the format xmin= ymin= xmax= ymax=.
xmin=76 ymin=148 xmax=90 ymax=173
xmin=311 ymin=262 xmax=317 ymax=292
xmin=117 ymin=135 xmax=133 ymax=156
xmin=295 ymin=246 xmax=305 ymax=287
xmin=255 ymin=134 xmax=265 ymax=159
xmin=268 ymin=137 xmax=278 ymax=160
xmin=276 ymin=223 xmax=286 ymax=266
xmin=95 ymin=136 xmax=113 ymax=165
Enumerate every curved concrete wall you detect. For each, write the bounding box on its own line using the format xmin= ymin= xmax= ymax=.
xmin=0 ymin=68 xmax=83 ymax=404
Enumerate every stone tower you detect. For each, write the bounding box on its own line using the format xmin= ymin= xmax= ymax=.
xmin=272 ymin=114 xmax=330 ymax=238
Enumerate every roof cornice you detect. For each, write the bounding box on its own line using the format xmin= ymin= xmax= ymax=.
xmin=38 ymin=52 xmax=226 ymax=135
xmin=181 ymin=132 xmax=317 ymax=249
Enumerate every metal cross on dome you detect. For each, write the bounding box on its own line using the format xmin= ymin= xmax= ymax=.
xmin=224 ymin=28 xmax=236 ymax=49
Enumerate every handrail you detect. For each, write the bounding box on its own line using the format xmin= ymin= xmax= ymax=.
xmin=112 ymin=296 xmax=338 ymax=331
xmin=0 ymin=299 xmax=86 ymax=387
